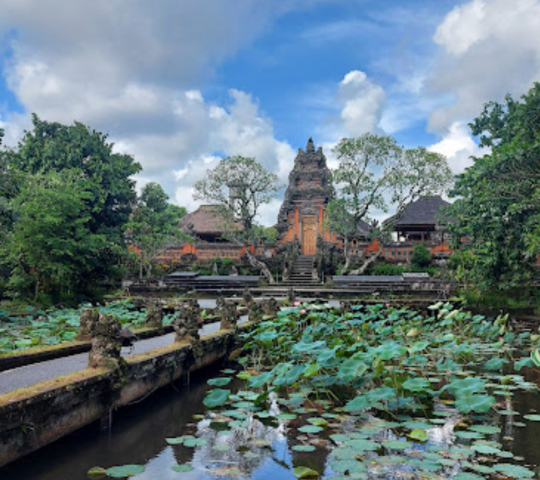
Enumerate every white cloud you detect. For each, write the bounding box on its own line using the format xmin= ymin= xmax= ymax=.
xmin=0 ymin=0 xmax=325 ymax=226
xmin=428 ymin=0 xmax=540 ymax=132
xmin=318 ymin=70 xmax=386 ymax=142
xmin=428 ymin=121 xmax=483 ymax=173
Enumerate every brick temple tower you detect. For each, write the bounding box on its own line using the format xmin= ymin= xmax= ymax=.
xmin=276 ymin=138 xmax=335 ymax=255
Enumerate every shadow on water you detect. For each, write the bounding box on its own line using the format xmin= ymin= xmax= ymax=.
xmin=4 ymin=363 xmax=540 ymax=480
xmin=1 ymin=366 xmax=217 ymax=480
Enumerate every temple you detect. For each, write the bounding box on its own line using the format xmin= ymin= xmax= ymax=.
xmin=276 ymin=138 xmax=337 ymax=254
xmin=156 ymin=138 xmax=454 ymax=267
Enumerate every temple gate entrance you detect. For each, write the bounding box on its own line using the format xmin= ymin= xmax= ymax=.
xmin=301 ymin=215 xmax=317 ymax=255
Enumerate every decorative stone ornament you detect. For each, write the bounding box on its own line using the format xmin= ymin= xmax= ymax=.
xmin=77 ymin=307 xmax=100 ymax=341
xmin=88 ymin=314 xmax=123 ymax=369
xmin=145 ymin=301 xmax=163 ymax=329
xmin=219 ymin=300 xmax=238 ymax=331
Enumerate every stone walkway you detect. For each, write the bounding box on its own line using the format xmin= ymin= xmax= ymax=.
xmin=0 ymin=316 xmax=247 ymax=395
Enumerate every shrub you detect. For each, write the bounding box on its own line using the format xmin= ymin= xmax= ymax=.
xmin=411 ymin=244 xmax=431 ymax=268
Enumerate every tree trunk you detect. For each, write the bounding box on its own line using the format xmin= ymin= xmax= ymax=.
xmin=351 ymin=245 xmax=384 ymax=275
xmin=244 ymin=247 xmax=275 ymax=284
xmin=341 ymin=238 xmax=352 ymax=276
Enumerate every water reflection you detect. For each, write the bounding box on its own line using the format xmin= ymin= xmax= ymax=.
xmin=4 ymin=365 xmax=540 ymax=480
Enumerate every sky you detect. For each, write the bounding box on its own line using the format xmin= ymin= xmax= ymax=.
xmin=1 ymin=0 xmax=540 ymax=225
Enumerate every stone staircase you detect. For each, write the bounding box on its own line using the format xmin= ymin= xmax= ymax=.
xmin=280 ymin=255 xmax=320 ymax=286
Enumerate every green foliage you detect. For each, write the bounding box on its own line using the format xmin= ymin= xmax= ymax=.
xmin=187 ymin=301 xmax=540 ymax=479
xmin=411 ymin=244 xmax=431 ymax=268
xmin=448 ymin=83 xmax=540 ymax=290
xmin=327 ymin=133 xmax=452 ymax=273
xmin=128 ymin=182 xmax=187 ymax=280
xmin=1 ymin=115 xmax=141 ymax=302
xmin=193 ymin=155 xmax=280 ymax=283
xmin=0 ymin=300 xmax=171 ymax=354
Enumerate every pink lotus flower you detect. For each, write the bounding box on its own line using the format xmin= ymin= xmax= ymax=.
xmin=99 ymin=313 xmax=104 ymax=320
xmin=294 ymin=301 xmax=300 ymax=306
xmin=300 ymin=309 xmax=306 ymax=314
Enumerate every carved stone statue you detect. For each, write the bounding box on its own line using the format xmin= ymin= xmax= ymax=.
xmin=145 ymin=301 xmax=163 ymax=329
xmin=88 ymin=314 xmax=123 ymax=369
xmin=219 ymin=300 xmax=238 ymax=331
xmin=77 ymin=307 xmax=100 ymax=341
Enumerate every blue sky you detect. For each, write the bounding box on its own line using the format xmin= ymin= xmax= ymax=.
xmin=0 ymin=0 xmax=539 ymax=224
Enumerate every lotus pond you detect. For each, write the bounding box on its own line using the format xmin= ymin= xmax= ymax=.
xmin=5 ymin=301 xmax=540 ymax=480
xmin=0 ymin=300 xmax=177 ymax=354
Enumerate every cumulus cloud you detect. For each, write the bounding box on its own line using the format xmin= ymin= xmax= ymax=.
xmin=428 ymin=121 xmax=483 ymax=173
xmin=0 ymin=0 xmax=322 ymax=225
xmin=427 ymin=0 xmax=540 ymax=132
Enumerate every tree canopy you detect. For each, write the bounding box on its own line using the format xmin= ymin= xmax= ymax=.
xmin=327 ymin=133 xmax=452 ymax=274
xmin=194 ymin=156 xmax=280 ymax=282
xmin=1 ymin=115 xmax=142 ymax=303
xmin=448 ymin=82 xmax=540 ymax=290
xmin=128 ymin=182 xmax=187 ymax=279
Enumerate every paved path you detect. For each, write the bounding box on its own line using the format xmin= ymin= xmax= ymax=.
xmin=0 ymin=316 xmax=247 ymax=395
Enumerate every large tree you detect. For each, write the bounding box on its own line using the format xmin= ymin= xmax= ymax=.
xmin=1 ymin=115 xmax=141 ymax=301
xmin=194 ymin=156 xmax=280 ymax=283
xmin=327 ymin=134 xmax=452 ymax=274
xmin=128 ymin=182 xmax=187 ymax=280
xmin=448 ymin=83 xmax=540 ymax=290
xmin=0 ymin=129 xmax=19 ymax=241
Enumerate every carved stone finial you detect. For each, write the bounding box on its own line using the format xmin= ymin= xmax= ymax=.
xmin=306 ymin=137 xmax=315 ymax=153
xmin=88 ymin=314 xmax=123 ymax=369
xmin=77 ymin=307 xmax=100 ymax=341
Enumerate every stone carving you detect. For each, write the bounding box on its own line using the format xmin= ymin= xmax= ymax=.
xmin=218 ymin=299 xmax=238 ymax=331
xmin=173 ymin=300 xmax=201 ymax=344
xmin=89 ymin=314 xmax=123 ymax=369
xmin=242 ymin=288 xmax=253 ymax=305
xmin=77 ymin=307 xmax=100 ymax=341
xmin=261 ymin=298 xmax=280 ymax=318
xmin=276 ymin=139 xmax=335 ymax=239
xmin=340 ymin=301 xmax=352 ymax=316
xmin=145 ymin=301 xmax=163 ymax=329
xmin=287 ymin=287 xmax=296 ymax=305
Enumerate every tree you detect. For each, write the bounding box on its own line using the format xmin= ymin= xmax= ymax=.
xmin=412 ymin=244 xmax=431 ymax=269
xmin=194 ymin=156 xmax=280 ymax=283
xmin=448 ymin=83 xmax=540 ymax=290
xmin=5 ymin=172 xmax=98 ymax=302
xmin=128 ymin=182 xmax=187 ymax=280
xmin=2 ymin=115 xmax=142 ymax=301
xmin=327 ymin=133 xmax=452 ymax=274
xmin=0 ymin=129 xmax=21 ymax=241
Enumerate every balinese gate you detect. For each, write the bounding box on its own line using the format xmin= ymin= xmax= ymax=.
xmin=301 ymin=215 xmax=317 ymax=255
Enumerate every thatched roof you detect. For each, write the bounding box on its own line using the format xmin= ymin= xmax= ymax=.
xmin=356 ymin=219 xmax=372 ymax=237
xmin=390 ymin=196 xmax=451 ymax=228
xmin=179 ymin=205 xmax=232 ymax=235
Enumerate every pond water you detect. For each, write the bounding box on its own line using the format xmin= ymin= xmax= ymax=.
xmin=3 ymin=365 xmax=540 ymax=480
xmin=4 ymin=303 xmax=540 ymax=480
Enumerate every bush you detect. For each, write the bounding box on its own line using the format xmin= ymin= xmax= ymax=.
xmin=411 ymin=244 xmax=431 ymax=268
xmin=371 ymin=264 xmax=408 ymax=276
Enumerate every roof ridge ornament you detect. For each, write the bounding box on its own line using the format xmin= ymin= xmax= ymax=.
xmin=306 ymin=137 xmax=315 ymax=153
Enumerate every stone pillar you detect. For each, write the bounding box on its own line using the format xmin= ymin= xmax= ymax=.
xmin=219 ymin=300 xmax=238 ymax=331
xmin=89 ymin=314 xmax=123 ymax=369
xmin=77 ymin=307 xmax=99 ymax=341
xmin=145 ymin=301 xmax=163 ymax=329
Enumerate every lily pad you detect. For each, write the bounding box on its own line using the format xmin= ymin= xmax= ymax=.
xmin=105 ymin=465 xmax=145 ymax=478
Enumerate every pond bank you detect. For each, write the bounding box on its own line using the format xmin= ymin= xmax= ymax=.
xmin=0 ymin=321 xmax=252 ymax=468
